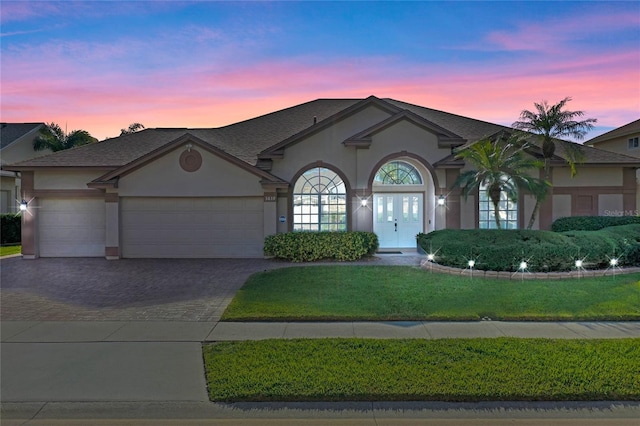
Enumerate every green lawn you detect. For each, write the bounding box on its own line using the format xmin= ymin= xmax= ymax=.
xmin=203 ymin=338 xmax=640 ymax=402
xmin=222 ymin=266 xmax=640 ymax=321
xmin=0 ymin=245 xmax=21 ymax=257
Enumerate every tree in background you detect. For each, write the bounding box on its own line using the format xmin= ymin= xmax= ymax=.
xmin=33 ymin=123 xmax=96 ymax=152
xmin=453 ymin=134 xmax=550 ymax=230
xmin=120 ymin=123 xmax=145 ymax=135
xmin=512 ymin=97 xmax=596 ymax=228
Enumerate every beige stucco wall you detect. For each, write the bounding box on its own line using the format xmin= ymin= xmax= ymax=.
xmin=118 ymin=146 xmax=263 ymax=197
xmin=1 ymin=136 xmax=51 ymax=167
xmin=1 ymin=174 xmax=19 ymax=212
xmin=591 ymin=137 xmax=640 ymax=158
xmin=270 ymin=105 xmax=392 ymax=185
xmin=552 ymin=194 xmax=572 ymax=222
xmin=460 ymin=195 xmax=475 ymax=229
xmin=355 ymin=120 xmax=451 ymax=188
xmin=553 ymin=167 xmax=623 ymax=187
xmin=34 ymin=170 xmax=108 ymax=190
xmin=598 ymin=194 xmax=624 ymax=216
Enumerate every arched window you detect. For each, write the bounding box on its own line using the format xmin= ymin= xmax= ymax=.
xmin=293 ymin=167 xmax=347 ymax=231
xmin=374 ymin=161 xmax=423 ymax=185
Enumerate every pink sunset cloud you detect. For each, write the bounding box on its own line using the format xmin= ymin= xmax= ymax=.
xmin=2 ymin=4 xmax=637 ymax=141
xmin=3 ymin=46 xmax=638 ymax=141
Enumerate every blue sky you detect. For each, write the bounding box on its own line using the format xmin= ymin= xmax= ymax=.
xmin=2 ymin=1 xmax=638 ymax=140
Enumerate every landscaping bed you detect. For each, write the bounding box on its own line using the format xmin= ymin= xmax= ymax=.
xmin=221 ymin=266 xmax=640 ymax=321
xmin=203 ymin=338 xmax=640 ymax=402
xmin=417 ymin=224 xmax=640 ymax=272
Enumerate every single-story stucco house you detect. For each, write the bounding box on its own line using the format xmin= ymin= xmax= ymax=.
xmin=4 ymin=96 xmax=639 ymax=259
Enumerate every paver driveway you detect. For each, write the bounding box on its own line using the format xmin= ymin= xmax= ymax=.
xmin=0 ymin=255 xmax=421 ymax=321
xmin=0 ymin=257 xmax=283 ymax=321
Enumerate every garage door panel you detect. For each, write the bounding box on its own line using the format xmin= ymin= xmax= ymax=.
xmin=121 ymin=197 xmax=263 ymax=258
xmin=38 ymin=198 xmax=105 ymax=257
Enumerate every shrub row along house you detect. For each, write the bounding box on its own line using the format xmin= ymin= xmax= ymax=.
xmin=4 ymin=96 xmax=639 ymax=259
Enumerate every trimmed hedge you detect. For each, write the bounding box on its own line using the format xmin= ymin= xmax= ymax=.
xmin=552 ymin=215 xmax=640 ymax=232
xmin=264 ymin=231 xmax=378 ymax=262
xmin=1 ymin=214 xmax=21 ymax=245
xmin=417 ymin=224 xmax=640 ymax=272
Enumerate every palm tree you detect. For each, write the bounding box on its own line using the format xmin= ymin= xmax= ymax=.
xmin=512 ymin=97 xmax=596 ymax=228
xmin=512 ymin=97 xmax=596 ymax=177
xmin=120 ymin=123 xmax=145 ymax=135
xmin=452 ymin=134 xmax=550 ymax=230
xmin=33 ymin=123 xmax=96 ymax=152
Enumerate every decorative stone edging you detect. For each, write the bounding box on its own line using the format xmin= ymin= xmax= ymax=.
xmin=420 ymin=259 xmax=640 ymax=280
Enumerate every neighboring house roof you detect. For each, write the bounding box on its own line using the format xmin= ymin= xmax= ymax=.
xmin=584 ymin=119 xmax=640 ymax=146
xmin=6 ymin=97 xmax=640 ymax=171
xmin=0 ymin=123 xmax=44 ymax=150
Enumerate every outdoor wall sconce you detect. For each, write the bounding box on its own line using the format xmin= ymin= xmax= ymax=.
xmin=19 ymin=199 xmax=28 ymax=212
xmin=437 ymin=195 xmax=446 ymax=206
xmin=361 ymin=198 xmax=368 ymax=207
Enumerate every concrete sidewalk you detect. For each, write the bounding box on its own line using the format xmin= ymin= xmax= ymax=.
xmin=2 ymin=320 xmax=639 ymax=402
xmin=2 ymin=320 xmax=639 ymax=423
xmin=208 ymin=320 xmax=640 ymax=340
xmin=3 ymin=320 xmax=640 ymax=344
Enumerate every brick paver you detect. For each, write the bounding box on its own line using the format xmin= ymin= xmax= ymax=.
xmin=0 ymin=255 xmax=421 ymax=321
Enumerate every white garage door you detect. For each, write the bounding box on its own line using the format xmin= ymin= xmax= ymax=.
xmin=39 ymin=198 xmax=106 ymax=257
xmin=121 ymin=197 xmax=264 ymax=258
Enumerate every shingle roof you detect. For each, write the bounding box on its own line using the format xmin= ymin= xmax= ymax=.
xmin=584 ymin=119 xmax=640 ymax=146
xmin=6 ymin=98 xmax=639 ymax=169
xmin=0 ymin=123 xmax=44 ymax=150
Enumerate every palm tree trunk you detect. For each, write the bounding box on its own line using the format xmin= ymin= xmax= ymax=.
xmin=527 ymin=158 xmax=551 ymax=230
xmin=527 ymin=199 xmax=540 ymax=230
xmin=492 ymin=201 xmax=502 ymax=229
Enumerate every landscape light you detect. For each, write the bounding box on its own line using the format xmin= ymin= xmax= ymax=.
xmin=575 ymin=259 xmax=583 ymax=268
xmin=427 ymin=253 xmax=435 ymax=261
xmin=610 ymin=258 xmax=619 ymax=266
xmin=468 ymin=259 xmax=475 ymax=268
xmin=519 ymin=261 xmax=527 ymax=271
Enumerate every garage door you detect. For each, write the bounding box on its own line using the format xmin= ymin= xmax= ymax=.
xmin=121 ymin=197 xmax=264 ymax=258
xmin=38 ymin=198 xmax=106 ymax=257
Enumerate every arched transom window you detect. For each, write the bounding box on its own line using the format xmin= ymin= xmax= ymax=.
xmin=293 ymin=167 xmax=347 ymax=231
xmin=374 ymin=161 xmax=423 ymax=185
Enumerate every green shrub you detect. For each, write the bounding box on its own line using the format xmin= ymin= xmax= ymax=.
xmin=417 ymin=225 xmax=640 ymax=272
xmin=0 ymin=214 xmax=21 ymax=245
xmin=264 ymin=231 xmax=378 ymax=262
xmin=552 ymin=215 xmax=640 ymax=232
xmin=563 ymin=224 xmax=640 ymax=268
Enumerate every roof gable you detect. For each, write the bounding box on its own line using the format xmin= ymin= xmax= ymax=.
xmin=343 ymin=110 xmax=466 ymax=148
xmin=90 ymin=133 xmax=284 ymax=188
xmin=258 ymin=96 xmax=402 ymax=158
xmin=0 ymin=123 xmax=44 ymax=150
xmin=585 ymin=119 xmax=640 ymax=146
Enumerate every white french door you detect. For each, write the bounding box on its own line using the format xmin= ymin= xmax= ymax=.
xmin=373 ymin=193 xmax=423 ymax=248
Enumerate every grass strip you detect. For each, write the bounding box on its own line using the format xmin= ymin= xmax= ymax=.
xmin=0 ymin=245 xmax=21 ymax=257
xmin=222 ymin=266 xmax=640 ymax=321
xmin=203 ymin=338 xmax=640 ymax=402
